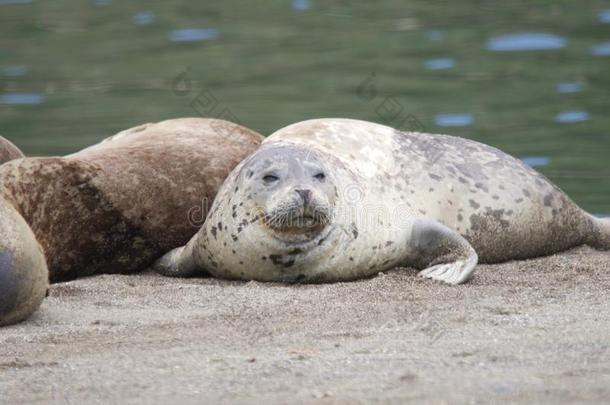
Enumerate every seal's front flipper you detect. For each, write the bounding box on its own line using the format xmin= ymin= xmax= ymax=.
xmin=153 ymin=238 xmax=200 ymax=277
xmin=407 ymin=218 xmax=478 ymax=285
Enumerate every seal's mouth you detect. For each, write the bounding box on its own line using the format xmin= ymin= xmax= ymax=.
xmin=262 ymin=207 xmax=331 ymax=235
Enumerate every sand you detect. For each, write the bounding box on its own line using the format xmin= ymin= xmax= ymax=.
xmin=1 ymin=246 xmax=609 ymax=404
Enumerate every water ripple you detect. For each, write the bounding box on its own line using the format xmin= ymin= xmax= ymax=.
xmin=591 ymin=41 xmax=610 ymax=56
xmin=0 ymin=92 xmax=45 ymax=105
xmin=486 ymin=33 xmax=567 ymax=51
xmin=169 ymin=28 xmax=219 ymax=42
xmin=599 ymin=10 xmax=610 ymax=23
xmin=424 ymin=58 xmax=455 ymax=70
xmin=555 ymin=111 xmax=589 ymax=123
xmin=292 ymin=0 xmax=311 ymax=11
xmin=134 ymin=11 xmax=155 ymax=26
xmin=2 ymin=65 xmax=29 ymax=77
xmin=555 ymin=82 xmax=583 ymax=94
xmin=0 ymin=0 xmax=32 ymax=4
xmin=434 ymin=114 xmax=473 ymax=127
xmin=520 ymin=156 xmax=550 ymax=167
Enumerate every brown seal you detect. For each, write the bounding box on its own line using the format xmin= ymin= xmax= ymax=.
xmin=0 ymin=118 xmax=263 ymax=282
xmin=1 ymin=139 xmax=49 ymax=326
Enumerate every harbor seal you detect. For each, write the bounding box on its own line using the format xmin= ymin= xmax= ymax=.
xmin=0 ymin=118 xmax=263 ymax=282
xmin=0 ymin=140 xmax=48 ymax=326
xmin=154 ymin=118 xmax=610 ymax=284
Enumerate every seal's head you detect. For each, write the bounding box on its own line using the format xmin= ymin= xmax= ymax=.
xmin=241 ymin=146 xmax=336 ymax=243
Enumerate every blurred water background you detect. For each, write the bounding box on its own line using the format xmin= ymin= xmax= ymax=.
xmin=0 ymin=0 xmax=609 ymax=213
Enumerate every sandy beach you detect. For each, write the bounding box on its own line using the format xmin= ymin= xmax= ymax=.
xmin=1 ymin=246 xmax=609 ymax=404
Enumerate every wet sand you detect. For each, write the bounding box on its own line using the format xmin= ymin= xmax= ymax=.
xmin=1 ymin=246 xmax=609 ymax=404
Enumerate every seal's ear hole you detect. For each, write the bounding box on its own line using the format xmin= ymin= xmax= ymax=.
xmin=313 ymin=172 xmax=326 ymax=181
xmin=263 ymin=174 xmax=279 ymax=184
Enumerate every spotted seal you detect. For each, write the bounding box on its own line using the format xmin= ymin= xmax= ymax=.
xmin=0 ymin=140 xmax=48 ymax=326
xmin=0 ymin=118 xmax=263 ymax=283
xmin=154 ymin=118 xmax=610 ymax=284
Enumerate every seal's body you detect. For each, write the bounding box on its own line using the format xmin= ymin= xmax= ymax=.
xmin=0 ymin=118 xmax=263 ymax=282
xmin=155 ymin=118 xmax=610 ymax=284
xmin=0 ymin=139 xmax=48 ymax=326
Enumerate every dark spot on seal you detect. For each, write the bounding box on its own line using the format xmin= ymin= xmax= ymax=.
xmin=288 ymin=248 xmax=303 ymax=255
xmin=515 ymin=198 xmax=524 ymax=203
xmin=0 ymin=250 xmax=18 ymax=315
xmin=217 ymin=222 xmax=223 ymax=231
xmin=247 ymin=170 xmax=253 ymax=178
xmin=351 ymin=223 xmax=359 ymax=239
xmin=349 ymin=257 xmax=354 ymax=261
xmin=522 ymin=189 xmax=531 ymax=198
xmin=475 ymin=182 xmax=488 ymax=193
xmin=283 ymin=259 xmax=295 ymax=268
xmin=418 ymin=209 xmax=426 ymax=215
xmin=428 ymin=188 xmax=434 ymax=192
xmin=492 ymin=195 xmax=500 ymax=200
xmin=543 ymin=194 xmax=554 ymax=207
xmin=429 ymin=173 xmax=442 ymax=181
xmin=317 ymin=237 xmax=326 ymax=246
xmin=385 ymin=241 xmax=394 ymax=246
xmin=458 ymin=177 xmax=468 ymax=184
xmin=269 ymin=254 xmax=282 ymax=265
xmin=231 ymin=234 xmax=238 ymax=242
xmin=210 ymin=226 xmax=217 ymax=239
xmin=469 ymin=200 xmax=480 ymax=209
xmin=457 ymin=213 xmax=463 ymax=222
xmin=469 ymin=209 xmax=510 ymax=233
xmin=262 ymin=256 xmax=267 ymax=261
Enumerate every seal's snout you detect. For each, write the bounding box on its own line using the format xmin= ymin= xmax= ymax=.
xmin=295 ymin=188 xmax=313 ymax=207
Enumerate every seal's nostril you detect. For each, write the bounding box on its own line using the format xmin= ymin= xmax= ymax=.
xmin=295 ymin=189 xmax=312 ymax=205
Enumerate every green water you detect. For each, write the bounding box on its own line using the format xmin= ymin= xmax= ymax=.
xmin=1 ymin=0 xmax=609 ymax=212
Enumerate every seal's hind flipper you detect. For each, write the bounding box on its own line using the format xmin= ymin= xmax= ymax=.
xmin=589 ymin=215 xmax=610 ymax=250
xmin=153 ymin=238 xmax=201 ymax=277
xmin=407 ymin=218 xmax=478 ymax=285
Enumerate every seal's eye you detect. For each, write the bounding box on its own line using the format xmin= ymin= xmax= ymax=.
xmin=263 ymin=174 xmax=279 ymax=184
xmin=314 ymin=172 xmax=325 ymax=181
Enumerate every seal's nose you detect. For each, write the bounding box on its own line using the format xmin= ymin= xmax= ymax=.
xmin=295 ymin=189 xmax=313 ymax=206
